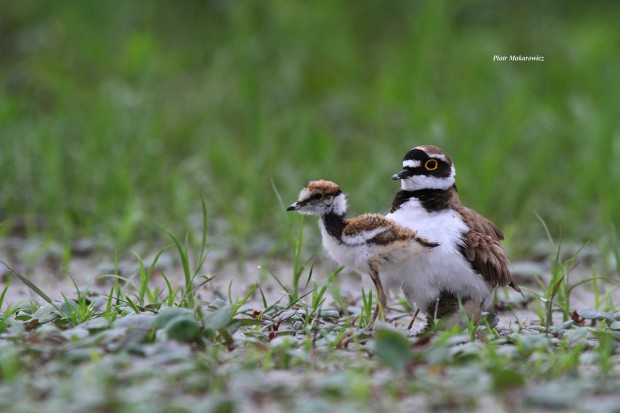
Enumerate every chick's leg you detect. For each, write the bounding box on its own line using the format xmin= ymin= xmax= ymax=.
xmin=367 ymin=269 xmax=387 ymax=330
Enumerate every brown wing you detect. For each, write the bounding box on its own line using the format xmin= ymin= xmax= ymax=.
xmin=343 ymin=214 xmax=413 ymax=245
xmin=454 ymin=205 xmax=521 ymax=293
xmin=343 ymin=214 xmax=438 ymax=248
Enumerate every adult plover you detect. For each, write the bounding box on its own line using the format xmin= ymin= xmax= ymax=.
xmin=386 ymin=145 xmax=521 ymax=328
xmin=287 ymin=179 xmax=437 ymax=328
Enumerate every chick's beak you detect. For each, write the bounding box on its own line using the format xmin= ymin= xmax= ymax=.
xmin=286 ymin=202 xmax=300 ymax=211
xmin=391 ymin=169 xmax=413 ymax=180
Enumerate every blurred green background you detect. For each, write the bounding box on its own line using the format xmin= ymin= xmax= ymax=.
xmin=1 ymin=0 xmax=619 ymax=256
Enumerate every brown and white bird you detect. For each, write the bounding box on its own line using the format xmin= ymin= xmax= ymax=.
xmin=385 ymin=145 xmax=521 ymax=328
xmin=287 ymin=180 xmax=437 ymax=328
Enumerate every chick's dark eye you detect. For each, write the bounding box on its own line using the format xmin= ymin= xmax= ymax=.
xmin=312 ymin=193 xmax=324 ymax=200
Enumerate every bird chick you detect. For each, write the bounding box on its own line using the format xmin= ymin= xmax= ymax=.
xmin=287 ymin=179 xmax=437 ymax=328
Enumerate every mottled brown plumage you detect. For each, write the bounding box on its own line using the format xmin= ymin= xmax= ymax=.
xmin=344 ymin=214 xmax=414 ymax=244
xmin=454 ymin=204 xmax=521 ymax=292
xmin=305 ymin=179 xmax=341 ymax=195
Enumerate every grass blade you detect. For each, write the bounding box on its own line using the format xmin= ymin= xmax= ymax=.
xmin=168 ymin=231 xmax=192 ymax=288
xmin=0 ymin=278 xmax=10 ymax=310
xmin=195 ymin=195 xmax=209 ymax=275
xmin=1 ymin=262 xmax=53 ymax=304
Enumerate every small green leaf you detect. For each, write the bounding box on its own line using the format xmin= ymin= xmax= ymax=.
xmin=490 ymin=366 xmax=526 ymax=391
xmin=577 ymin=308 xmax=614 ymax=321
xmin=114 ymin=314 xmax=156 ymax=330
xmin=107 ymin=329 xmax=150 ymax=352
xmin=482 ymin=313 xmax=500 ymax=329
xmin=164 ymin=316 xmax=201 ymax=342
xmin=31 ymin=303 xmax=62 ymax=324
xmin=563 ymin=328 xmax=587 ymax=345
xmin=373 ymin=325 xmax=412 ymax=371
xmin=154 ymin=307 xmax=194 ymax=329
xmin=80 ymin=317 xmax=110 ymax=331
xmin=204 ymin=305 xmax=232 ymax=331
xmin=224 ymin=320 xmax=241 ymax=337
xmin=318 ymin=309 xmax=340 ymax=319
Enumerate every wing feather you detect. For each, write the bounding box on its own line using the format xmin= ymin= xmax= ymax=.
xmin=342 ymin=214 xmax=409 ymax=245
xmin=455 ymin=205 xmax=521 ymax=293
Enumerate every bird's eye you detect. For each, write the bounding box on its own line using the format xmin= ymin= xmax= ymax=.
xmin=312 ymin=193 xmax=324 ymax=200
xmin=424 ymin=159 xmax=438 ymax=171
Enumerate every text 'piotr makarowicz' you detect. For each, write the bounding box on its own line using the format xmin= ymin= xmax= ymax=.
xmin=493 ymin=55 xmax=544 ymax=62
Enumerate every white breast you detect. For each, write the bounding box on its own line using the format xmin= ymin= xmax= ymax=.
xmin=318 ymin=221 xmax=368 ymax=274
xmin=384 ymin=198 xmax=492 ymax=312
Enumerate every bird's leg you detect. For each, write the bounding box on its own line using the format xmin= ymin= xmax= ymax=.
xmin=367 ymin=268 xmax=387 ymax=330
xmin=407 ymin=308 xmax=420 ymax=330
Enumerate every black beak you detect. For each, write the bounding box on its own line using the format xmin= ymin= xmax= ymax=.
xmin=286 ymin=202 xmax=299 ymax=211
xmin=391 ymin=169 xmax=413 ymax=180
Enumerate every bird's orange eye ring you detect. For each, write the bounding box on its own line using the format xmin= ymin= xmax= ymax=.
xmin=424 ymin=159 xmax=438 ymax=171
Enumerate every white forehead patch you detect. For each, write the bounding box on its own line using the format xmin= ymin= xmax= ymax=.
xmin=403 ymin=160 xmax=421 ymax=168
xmin=428 ymin=154 xmax=448 ymax=163
xmin=298 ymin=188 xmax=313 ymax=201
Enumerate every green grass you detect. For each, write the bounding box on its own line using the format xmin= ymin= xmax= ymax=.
xmin=1 ymin=217 xmax=619 ymax=412
xmin=1 ymin=1 xmax=620 ymax=255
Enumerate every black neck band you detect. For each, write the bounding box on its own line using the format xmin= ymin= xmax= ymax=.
xmin=390 ymin=186 xmax=458 ymax=213
xmin=322 ymin=212 xmax=347 ymax=240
